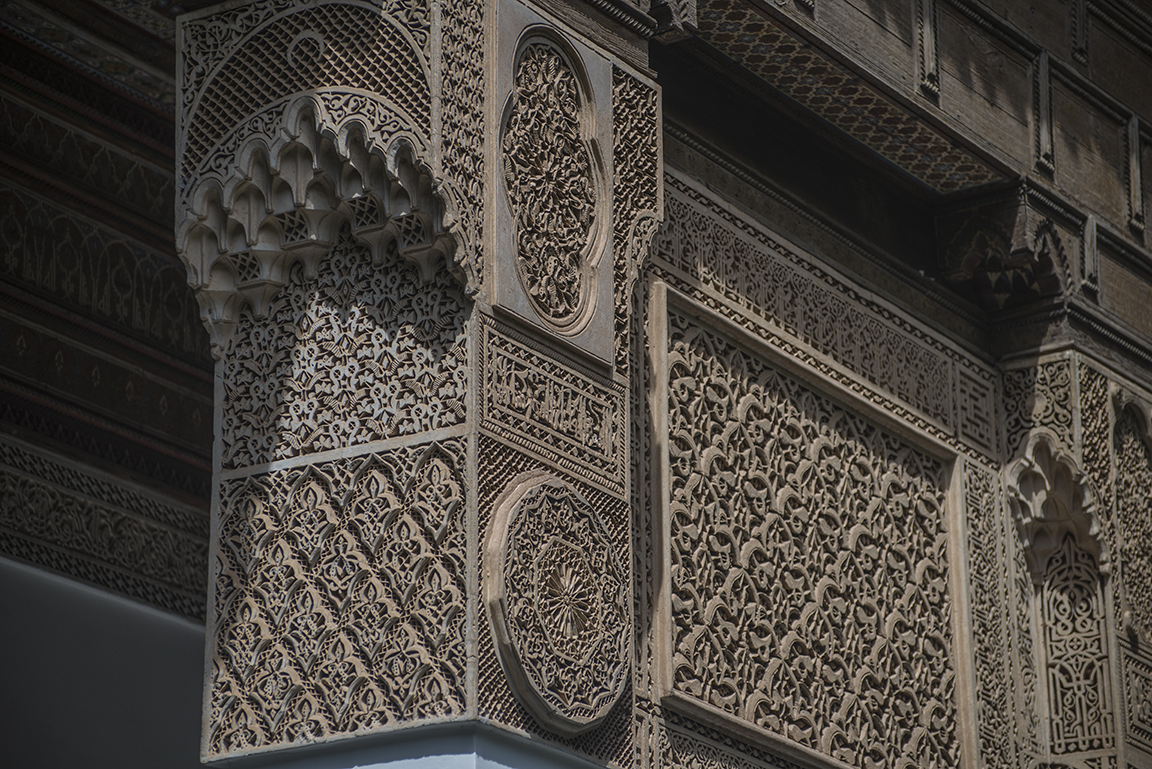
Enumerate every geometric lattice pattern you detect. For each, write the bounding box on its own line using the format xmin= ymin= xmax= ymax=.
xmin=183 ymin=2 xmax=429 ymax=178
xmin=209 ymin=440 xmax=467 ymax=756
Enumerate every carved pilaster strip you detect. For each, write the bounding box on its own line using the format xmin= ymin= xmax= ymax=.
xmin=612 ymin=65 xmax=661 ymax=376
xmin=1073 ymin=0 xmax=1090 ymax=64
xmin=965 ymin=460 xmax=1014 ymax=769
xmin=918 ymin=0 xmax=941 ymax=99
xmin=1037 ymin=51 xmax=1056 ymax=174
xmin=1131 ymin=116 xmax=1146 ymax=233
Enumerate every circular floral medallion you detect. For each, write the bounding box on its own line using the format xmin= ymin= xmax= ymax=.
xmin=501 ymin=41 xmax=599 ymax=332
xmin=485 ymin=471 xmax=629 ymax=735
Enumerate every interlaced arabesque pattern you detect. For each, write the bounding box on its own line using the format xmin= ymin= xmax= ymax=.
xmin=183 ymin=3 xmax=429 ymax=178
xmin=611 ymin=67 xmax=659 ymax=375
xmin=1116 ymin=411 xmax=1152 ymax=642
xmin=1003 ymin=359 xmax=1074 ymax=460
xmin=965 ymin=461 xmax=1013 ymax=769
xmin=221 ymin=229 xmax=467 ymax=469
xmin=1041 ymin=532 xmax=1114 ymax=754
xmin=209 ymin=441 xmax=467 ymax=755
xmin=667 ymin=312 xmax=957 ymax=769
xmin=503 ymin=43 xmax=596 ymax=327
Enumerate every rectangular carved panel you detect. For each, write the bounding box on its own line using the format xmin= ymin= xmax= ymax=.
xmin=479 ymin=318 xmax=626 ymax=494
xmin=207 ymin=439 xmax=468 ymax=757
xmin=660 ymin=305 xmax=958 ymax=769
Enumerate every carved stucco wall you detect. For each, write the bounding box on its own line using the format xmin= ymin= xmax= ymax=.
xmin=663 ymin=307 xmax=957 ymax=768
xmin=637 ymin=162 xmax=1152 ymax=769
xmin=176 ymin=0 xmax=660 ymax=763
xmin=169 ymin=2 xmax=1152 ymax=767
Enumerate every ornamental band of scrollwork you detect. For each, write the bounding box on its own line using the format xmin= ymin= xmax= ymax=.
xmin=484 ymin=470 xmax=629 ymax=736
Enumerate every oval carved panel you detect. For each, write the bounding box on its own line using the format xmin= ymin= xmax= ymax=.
xmin=502 ymin=42 xmax=599 ymax=331
xmin=484 ymin=470 xmax=628 ymax=735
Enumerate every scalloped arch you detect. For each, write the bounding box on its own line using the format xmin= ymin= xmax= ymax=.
xmin=177 ymin=96 xmax=461 ymax=359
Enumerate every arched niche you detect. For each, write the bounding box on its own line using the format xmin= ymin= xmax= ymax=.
xmin=1007 ymin=433 xmax=1117 ymax=761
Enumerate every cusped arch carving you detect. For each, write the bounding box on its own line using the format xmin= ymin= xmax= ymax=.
xmin=1007 ymin=433 xmax=1109 ymax=581
xmin=179 ymin=1 xmax=431 ymax=180
xmin=177 ymin=97 xmax=458 ymax=358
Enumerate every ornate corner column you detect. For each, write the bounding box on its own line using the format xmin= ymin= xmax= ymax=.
xmin=175 ymin=0 xmax=660 ymax=764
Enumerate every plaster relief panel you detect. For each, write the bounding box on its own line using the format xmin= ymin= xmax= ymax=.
xmin=655 ymin=293 xmax=958 ymax=769
xmin=494 ymin=2 xmax=614 ymax=362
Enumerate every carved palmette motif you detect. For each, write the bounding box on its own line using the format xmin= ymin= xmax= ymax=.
xmin=665 ymin=311 xmax=957 ymax=769
xmin=485 ymin=471 xmax=629 ymax=736
xmin=502 ymin=42 xmax=599 ymax=330
xmin=209 ymin=441 xmax=467 ymax=756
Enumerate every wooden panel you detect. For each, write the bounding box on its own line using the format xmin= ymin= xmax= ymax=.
xmin=971 ymin=0 xmax=1071 ymax=59
xmin=843 ymin=0 xmax=912 ymax=44
xmin=939 ymin=4 xmax=1031 ymax=163
xmin=1090 ymin=21 xmax=1152 ymax=124
xmin=1100 ymin=248 xmax=1152 ymax=340
xmin=1053 ymin=79 xmax=1127 ymax=223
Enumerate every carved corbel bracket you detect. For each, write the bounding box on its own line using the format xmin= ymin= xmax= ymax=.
xmin=937 ymin=185 xmax=1067 ymax=312
xmin=650 ymin=0 xmax=697 ymax=41
xmin=1006 ymin=433 xmax=1109 ymax=582
xmin=176 ymin=102 xmax=455 ymax=358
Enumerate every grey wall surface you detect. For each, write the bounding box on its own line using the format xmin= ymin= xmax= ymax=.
xmin=0 ymin=557 xmax=206 ymax=769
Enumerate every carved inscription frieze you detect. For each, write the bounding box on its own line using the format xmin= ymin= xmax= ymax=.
xmin=502 ymin=42 xmax=599 ymax=330
xmin=664 ymin=309 xmax=957 ymax=769
xmin=221 ymin=229 xmax=467 ymax=469
xmin=0 ymin=434 xmax=209 ymax=620
xmin=485 ymin=471 xmax=629 ymax=736
xmin=209 ymin=440 xmax=467 ymax=756
xmin=479 ymin=320 xmax=625 ymax=494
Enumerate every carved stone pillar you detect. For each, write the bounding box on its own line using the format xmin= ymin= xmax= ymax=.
xmin=175 ymin=0 xmax=660 ymax=763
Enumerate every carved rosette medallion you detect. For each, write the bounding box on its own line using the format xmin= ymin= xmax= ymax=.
xmin=485 ymin=471 xmax=628 ymax=735
xmin=502 ymin=42 xmax=600 ymax=332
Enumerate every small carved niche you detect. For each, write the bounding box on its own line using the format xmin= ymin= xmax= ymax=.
xmin=1007 ymin=434 xmax=1116 ymax=759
